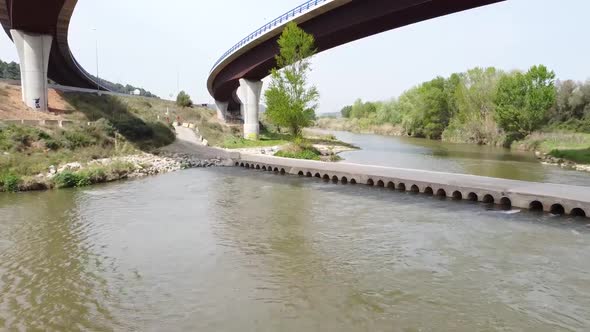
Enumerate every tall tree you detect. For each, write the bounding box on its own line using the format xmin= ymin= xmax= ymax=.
xmin=495 ymin=65 xmax=556 ymax=136
xmin=340 ymin=105 xmax=353 ymax=118
xmin=264 ymin=22 xmax=319 ymax=136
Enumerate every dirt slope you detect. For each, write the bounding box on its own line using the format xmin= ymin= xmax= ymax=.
xmin=0 ymin=83 xmax=72 ymax=120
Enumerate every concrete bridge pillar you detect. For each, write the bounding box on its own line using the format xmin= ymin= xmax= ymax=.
xmin=215 ymin=100 xmax=229 ymax=122
xmin=11 ymin=30 xmax=53 ymax=112
xmin=237 ymin=78 xmax=263 ymax=140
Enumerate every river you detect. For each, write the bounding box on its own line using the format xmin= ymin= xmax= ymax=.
xmin=318 ymin=129 xmax=590 ymax=186
xmin=0 ymin=134 xmax=589 ymax=331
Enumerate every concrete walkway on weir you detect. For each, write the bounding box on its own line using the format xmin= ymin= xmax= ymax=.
xmin=160 ymin=125 xmax=235 ymax=160
xmin=237 ymin=153 xmax=590 ymax=218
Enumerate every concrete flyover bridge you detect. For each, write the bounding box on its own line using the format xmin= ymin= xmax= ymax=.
xmin=0 ymin=0 xmax=107 ymax=112
xmin=237 ymin=154 xmax=590 ymax=218
xmin=208 ymin=0 xmax=506 ymax=138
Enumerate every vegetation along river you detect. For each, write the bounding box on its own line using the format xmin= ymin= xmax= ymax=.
xmin=0 ymin=132 xmax=589 ymax=330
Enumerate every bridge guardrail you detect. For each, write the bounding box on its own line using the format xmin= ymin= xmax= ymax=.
xmin=210 ymin=0 xmax=328 ymax=73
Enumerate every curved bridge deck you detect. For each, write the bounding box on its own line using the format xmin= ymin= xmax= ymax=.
xmin=237 ymin=154 xmax=590 ymax=218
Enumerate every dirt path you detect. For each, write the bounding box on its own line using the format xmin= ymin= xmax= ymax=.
xmin=160 ymin=125 xmax=235 ymax=160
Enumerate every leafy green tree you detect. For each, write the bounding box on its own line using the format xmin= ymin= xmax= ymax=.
xmin=398 ymin=77 xmax=449 ymax=139
xmin=264 ymin=22 xmax=319 ymax=136
xmin=340 ymin=105 xmax=352 ymax=118
xmin=0 ymin=60 xmax=20 ymax=80
xmin=443 ymin=67 xmax=503 ymax=144
xmin=176 ymin=90 xmax=193 ymax=107
xmin=548 ymin=80 xmax=590 ymax=131
xmin=495 ymin=65 xmax=556 ymax=136
xmin=376 ymin=99 xmax=403 ymax=124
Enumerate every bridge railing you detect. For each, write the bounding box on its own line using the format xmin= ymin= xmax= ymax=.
xmin=210 ymin=0 xmax=328 ymax=73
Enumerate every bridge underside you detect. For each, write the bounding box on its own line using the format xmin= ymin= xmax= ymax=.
xmin=211 ymin=0 xmax=504 ymax=111
xmin=0 ymin=0 xmax=102 ymax=89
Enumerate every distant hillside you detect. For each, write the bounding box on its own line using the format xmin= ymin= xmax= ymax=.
xmin=0 ymin=58 xmax=158 ymax=98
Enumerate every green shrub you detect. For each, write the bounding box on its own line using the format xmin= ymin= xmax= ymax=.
xmin=275 ymin=149 xmax=321 ymax=160
xmin=1 ymin=173 xmax=21 ymax=192
xmin=114 ymin=118 xmax=153 ymax=140
xmin=549 ymin=149 xmax=590 ymax=164
xmin=85 ymin=167 xmax=107 ymax=183
xmin=89 ymin=119 xmax=116 ymax=138
xmin=0 ymin=125 xmax=50 ymax=152
xmin=75 ymin=173 xmax=92 ymax=187
xmin=43 ymin=138 xmax=61 ymax=150
xmin=53 ymin=171 xmax=80 ymax=189
xmin=62 ymin=130 xmax=95 ymax=149
xmin=148 ymin=122 xmax=175 ymax=147
xmin=53 ymin=168 xmax=111 ymax=188
xmin=106 ymin=161 xmax=136 ymax=178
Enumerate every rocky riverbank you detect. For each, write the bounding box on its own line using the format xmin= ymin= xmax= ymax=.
xmin=226 ymin=143 xmax=357 ymax=161
xmin=535 ymin=151 xmax=590 ymax=173
xmin=4 ymin=152 xmax=233 ymax=193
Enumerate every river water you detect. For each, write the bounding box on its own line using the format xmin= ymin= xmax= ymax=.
xmin=321 ymin=130 xmax=590 ymax=186
xmin=1 ymin=134 xmax=590 ymax=331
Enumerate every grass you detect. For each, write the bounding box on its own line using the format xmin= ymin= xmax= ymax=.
xmin=0 ymin=124 xmax=129 ymax=178
xmin=51 ymin=162 xmax=136 ymax=189
xmin=275 ymin=142 xmax=322 ymax=161
xmin=61 ymin=94 xmax=176 ymax=151
xmin=221 ymin=129 xmax=290 ymax=149
xmin=548 ymin=149 xmax=590 ymax=164
xmin=0 ymin=90 xmax=233 ymax=192
xmin=0 ymin=92 xmax=210 ymax=183
xmin=515 ymin=132 xmax=590 ymax=152
xmin=0 ymin=173 xmax=21 ymax=192
xmin=514 ymin=132 xmax=590 ymax=164
xmin=221 ymin=129 xmax=357 ymax=150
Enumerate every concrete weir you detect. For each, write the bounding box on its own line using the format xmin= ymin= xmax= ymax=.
xmin=236 ymin=154 xmax=590 ymax=218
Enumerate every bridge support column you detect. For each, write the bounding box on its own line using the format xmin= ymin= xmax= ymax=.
xmin=10 ymin=30 xmax=53 ymax=112
xmin=237 ymin=78 xmax=262 ymax=140
xmin=215 ymin=100 xmax=228 ymax=122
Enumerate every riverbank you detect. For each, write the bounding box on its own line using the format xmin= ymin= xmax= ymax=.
xmin=316 ymin=117 xmax=404 ymax=136
xmin=5 ymin=152 xmax=228 ymax=192
xmin=514 ymin=132 xmax=590 ymax=172
xmin=0 ymin=85 xmax=235 ymax=192
xmin=316 ymin=118 xmax=590 ymax=173
xmin=0 ymin=123 xmax=233 ymax=193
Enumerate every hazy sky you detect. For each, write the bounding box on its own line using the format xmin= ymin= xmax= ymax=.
xmin=1 ymin=0 xmax=589 ymax=113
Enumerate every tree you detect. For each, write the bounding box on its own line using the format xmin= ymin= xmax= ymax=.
xmin=398 ymin=77 xmax=450 ymax=139
xmin=340 ymin=105 xmax=352 ymax=118
xmin=0 ymin=60 xmax=20 ymax=80
xmin=264 ymin=22 xmax=319 ymax=136
xmin=495 ymin=65 xmax=556 ymax=136
xmin=443 ymin=67 xmax=503 ymax=144
xmin=349 ymin=99 xmax=377 ymax=119
xmin=176 ymin=91 xmax=193 ymax=107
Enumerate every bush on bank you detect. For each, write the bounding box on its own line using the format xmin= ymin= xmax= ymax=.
xmin=0 ymin=173 xmax=21 ymax=192
xmin=274 ymin=139 xmax=322 ymax=161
